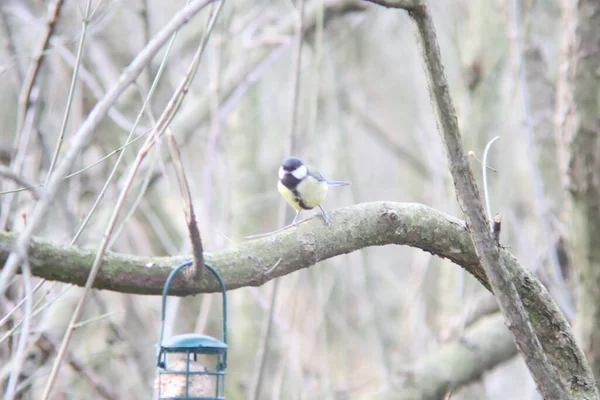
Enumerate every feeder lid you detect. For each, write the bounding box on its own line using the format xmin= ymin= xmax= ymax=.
xmin=160 ymin=333 xmax=227 ymax=354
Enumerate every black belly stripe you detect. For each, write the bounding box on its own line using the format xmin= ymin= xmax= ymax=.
xmin=291 ymin=188 xmax=312 ymax=210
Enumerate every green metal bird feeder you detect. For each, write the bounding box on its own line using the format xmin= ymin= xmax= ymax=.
xmin=156 ymin=260 xmax=227 ymax=399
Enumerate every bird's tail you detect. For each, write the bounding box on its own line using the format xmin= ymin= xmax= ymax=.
xmin=327 ymin=180 xmax=351 ymax=187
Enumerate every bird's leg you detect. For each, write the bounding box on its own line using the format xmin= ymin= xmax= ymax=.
xmin=291 ymin=210 xmax=301 ymax=226
xmin=318 ymin=205 xmax=331 ymax=226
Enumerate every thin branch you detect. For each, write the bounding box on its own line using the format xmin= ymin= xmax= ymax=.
xmin=346 ymin=105 xmax=430 ymax=179
xmin=482 ymin=136 xmax=499 ymax=227
xmin=0 ymin=166 xmax=39 ymax=199
xmin=249 ymin=279 xmax=281 ymax=400
xmin=287 ymin=0 xmax=305 ymax=151
xmin=0 ymin=7 xmax=23 ymax=89
xmin=166 ymin=129 xmax=204 ymax=279
xmin=3 ymin=256 xmax=32 ymax=400
xmin=15 ymin=0 xmax=64 ymax=137
xmin=492 ymin=214 xmax=501 ymax=246
xmin=44 ymin=0 xmax=93 ymax=184
xmin=0 ymin=0 xmax=218 ymax=298
xmin=35 ymin=333 xmax=117 ymax=400
xmin=0 ymin=132 xmax=148 ymax=197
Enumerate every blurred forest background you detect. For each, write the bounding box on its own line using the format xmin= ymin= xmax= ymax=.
xmin=0 ymin=0 xmax=593 ymax=399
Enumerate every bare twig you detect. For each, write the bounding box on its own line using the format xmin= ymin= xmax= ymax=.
xmin=492 ymin=213 xmax=501 ymax=246
xmin=4 ymin=255 xmax=33 ymax=400
xmin=0 ymin=132 xmax=148 ymax=197
xmin=287 ymin=0 xmax=305 ymax=151
xmin=44 ymin=0 xmax=93 ymax=184
xmin=15 ymin=0 xmax=64 ymax=138
xmin=0 ymin=0 xmax=218 ymax=298
xmin=0 ymin=166 xmax=39 ymax=199
xmin=345 ymin=101 xmax=430 ymax=178
xmin=167 ymin=129 xmax=204 ymax=279
xmin=249 ymin=278 xmax=281 ymax=400
xmin=244 ymin=217 xmax=313 ymax=239
xmin=467 ymin=151 xmax=497 ymax=172
xmin=0 ymin=7 xmax=23 ymax=89
xmin=36 ymin=333 xmax=117 ymax=400
xmin=482 ymin=136 xmax=499 ymax=228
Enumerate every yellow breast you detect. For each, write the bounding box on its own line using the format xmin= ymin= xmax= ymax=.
xmin=278 ymin=177 xmax=328 ymax=210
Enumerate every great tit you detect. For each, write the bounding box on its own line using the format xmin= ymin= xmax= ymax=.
xmin=277 ymin=156 xmax=350 ymax=226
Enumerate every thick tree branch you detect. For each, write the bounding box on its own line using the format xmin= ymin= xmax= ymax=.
xmin=388 ymin=314 xmax=517 ymax=400
xmin=0 ymin=201 xmax=591 ymax=395
xmin=1 ymin=202 xmax=477 ymax=294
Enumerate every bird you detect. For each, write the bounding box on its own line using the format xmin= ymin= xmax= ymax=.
xmin=277 ymin=156 xmax=350 ymax=226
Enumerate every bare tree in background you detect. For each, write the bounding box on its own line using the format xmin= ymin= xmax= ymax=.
xmin=0 ymin=0 xmax=598 ymax=399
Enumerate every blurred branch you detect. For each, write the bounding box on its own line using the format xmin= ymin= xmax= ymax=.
xmin=16 ymin=0 xmax=64 ymax=135
xmin=0 ymin=201 xmax=589 ymax=395
xmin=507 ymin=0 xmax=572 ymax=318
xmin=384 ymin=314 xmax=516 ymax=400
xmin=0 ymin=166 xmax=39 ymax=199
xmin=345 ymin=104 xmax=429 ymax=179
xmin=45 ymin=0 xmax=93 ymax=184
xmin=0 ymin=7 xmax=23 ymax=89
xmin=0 ymin=0 xmax=65 ymax=231
xmin=172 ymin=0 xmax=366 ymax=136
xmin=36 ymin=333 xmax=117 ymax=400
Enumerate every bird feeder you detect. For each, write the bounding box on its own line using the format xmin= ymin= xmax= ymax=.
xmin=156 ymin=261 xmax=227 ymax=399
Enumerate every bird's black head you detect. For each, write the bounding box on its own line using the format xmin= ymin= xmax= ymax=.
xmin=281 ymin=156 xmax=304 ymax=172
xmin=279 ymin=156 xmax=308 ymax=188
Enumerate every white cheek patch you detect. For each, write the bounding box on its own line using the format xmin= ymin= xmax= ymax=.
xmin=278 ymin=167 xmax=286 ymax=180
xmin=292 ymin=165 xmax=308 ymax=180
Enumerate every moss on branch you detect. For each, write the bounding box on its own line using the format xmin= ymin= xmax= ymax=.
xmin=0 ymin=201 xmax=590 ymax=396
xmin=0 ymin=202 xmax=479 ymax=295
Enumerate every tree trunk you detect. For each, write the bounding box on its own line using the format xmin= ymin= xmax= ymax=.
xmin=556 ymin=0 xmax=600 ymax=381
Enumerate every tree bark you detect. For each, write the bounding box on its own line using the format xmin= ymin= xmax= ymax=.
xmin=556 ymin=0 xmax=600 ymax=383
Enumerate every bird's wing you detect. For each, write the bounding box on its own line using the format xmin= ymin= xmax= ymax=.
xmin=307 ymin=166 xmax=326 ymax=182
